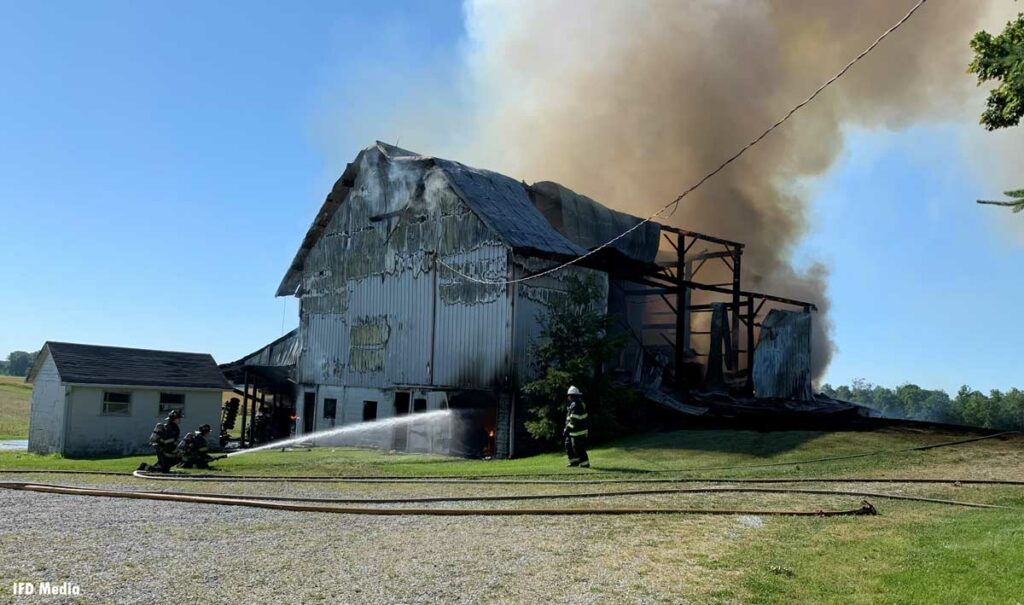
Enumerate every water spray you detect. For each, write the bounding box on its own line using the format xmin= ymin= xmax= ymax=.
xmin=227 ymin=409 xmax=453 ymax=457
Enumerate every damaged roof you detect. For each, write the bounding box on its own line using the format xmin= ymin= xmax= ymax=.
xmin=29 ymin=341 xmax=232 ymax=390
xmin=276 ymin=141 xmax=659 ymax=296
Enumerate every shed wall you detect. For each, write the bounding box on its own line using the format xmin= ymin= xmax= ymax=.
xmin=28 ymin=353 xmax=65 ymax=454
xmin=62 ymin=387 xmax=222 ymax=456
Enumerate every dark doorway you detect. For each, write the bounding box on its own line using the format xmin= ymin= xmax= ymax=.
xmin=303 ymin=391 xmax=315 ymax=434
xmin=393 ymin=392 xmax=410 ymax=450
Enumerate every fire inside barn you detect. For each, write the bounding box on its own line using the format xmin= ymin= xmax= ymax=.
xmin=220 ymin=142 xmax=858 ymax=458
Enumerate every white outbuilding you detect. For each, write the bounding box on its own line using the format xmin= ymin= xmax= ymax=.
xmin=26 ymin=342 xmax=230 ymax=457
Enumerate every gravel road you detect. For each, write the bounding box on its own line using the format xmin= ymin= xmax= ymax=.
xmin=0 ymin=473 xmax=867 ymax=604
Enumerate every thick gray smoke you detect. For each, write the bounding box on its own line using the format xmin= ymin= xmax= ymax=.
xmin=452 ymin=0 xmax=1003 ymax=378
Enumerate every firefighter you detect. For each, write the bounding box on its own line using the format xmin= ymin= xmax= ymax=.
xmin=145 ymin=409 xmax=182 ymax=472
xmin=563 ymin=386 xmax=590 ymax=468
xmin=179 ymin=424 xmax=214 ymax=469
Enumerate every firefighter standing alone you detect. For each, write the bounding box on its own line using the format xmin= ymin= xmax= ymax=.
xmin=563 ymin=386 xmax=590 ymax=468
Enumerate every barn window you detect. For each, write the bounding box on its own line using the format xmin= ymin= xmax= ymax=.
xmin=158 ymin=393 xmax=186 ymax=416
xmin=323 ymin=398 xmax=337 ymax=419
xmin=413 ymin=398 xmax=427 ymax=413
xmin=102 ymin=391 xmax=132 ymax=416
xmin=362 ymin=401 xmax=377 ymax=422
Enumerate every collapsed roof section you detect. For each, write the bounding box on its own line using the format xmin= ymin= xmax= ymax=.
xmin=276 ymin=142 xmax=660 ymax=296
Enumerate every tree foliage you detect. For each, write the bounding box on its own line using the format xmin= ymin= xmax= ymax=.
xmin=521 ymin=275 xmax=637 ymax=446
xmin=969 ymin=12 xmax=1024 ymax=131
xmin=821 ymin=380 xmax=1024 ymax=431
xmin=5 ymin=351 xmax=35 ymax=377
xmin=977 ymin=189 xmax=1024 ymax=213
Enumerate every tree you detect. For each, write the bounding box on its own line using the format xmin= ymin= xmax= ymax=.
xmin=977 ymin=189 xmax=1024 ymax=213
xmin=970 ymin=12 xmax=1024 ymax=212
xmin=969 ymin=13 xmax=1024 ymax=131
xmin=521 ymin=275 xmax=637 ymax=446
xmin=6 ymin=351 xmax=33 ymax=377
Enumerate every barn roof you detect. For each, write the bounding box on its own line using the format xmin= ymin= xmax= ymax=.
xmin=28 ymin=341 xmax=232 ymax=390
xmin=277 ymin=142 xmax=634 ymax=296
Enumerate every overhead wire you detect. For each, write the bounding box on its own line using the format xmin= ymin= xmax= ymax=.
xmin=435 ymin=0 xmax=930 ymax=286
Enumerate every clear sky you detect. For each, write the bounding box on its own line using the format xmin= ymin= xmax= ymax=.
xmin=1 ymin=1 xmax=1020 ymax=393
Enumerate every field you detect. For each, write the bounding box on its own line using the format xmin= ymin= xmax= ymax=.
xmin=1 ymin=427 xmax=1022 ymax=603
xmin=0 ymin=376 xmax=30 ymax=439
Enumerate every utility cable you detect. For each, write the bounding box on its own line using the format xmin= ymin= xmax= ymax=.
xmin=436 ymin=0 xmax=930 ymax=286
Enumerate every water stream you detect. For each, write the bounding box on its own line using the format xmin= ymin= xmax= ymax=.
xmin=227 ymin=409 xmax=452 ymax=457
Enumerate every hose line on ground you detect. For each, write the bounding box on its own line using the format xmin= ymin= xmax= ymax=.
xmin=37 ymin=483 xmax=1010 ymax=509
xmin=128 ymin=470 xmax=1024 ymax=486
xmin=0 ymin=481 xmax=880 ymax=517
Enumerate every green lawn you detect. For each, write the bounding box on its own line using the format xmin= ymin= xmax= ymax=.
xmin=2 ymin=426 xmax=1022 ymax=602
xmin=0 ymin=375 xmax=30 ymax=439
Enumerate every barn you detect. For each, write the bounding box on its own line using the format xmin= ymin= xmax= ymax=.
xmin=227 ymin=141 xmax=821 ymax=459
xmin=26 ymin=342 xmax=230 ymax=456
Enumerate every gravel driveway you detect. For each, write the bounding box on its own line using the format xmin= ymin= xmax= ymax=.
xmin=0 ymin=473 xmax=865 ymax=604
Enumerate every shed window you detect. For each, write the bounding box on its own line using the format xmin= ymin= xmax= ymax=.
xmin=158 ymin=393 xmax=186 ymax=415
xmin=323 ymin=398 xmax=337 ymax=419
xmin=362 ymin=401 xmax=377 ymax=422
xmin=413 ymin=398 xmax=427 ymax=413
xmin=102 ymin=391 xmax=132 ymax=416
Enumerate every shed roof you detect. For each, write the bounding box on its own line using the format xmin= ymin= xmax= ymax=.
xmin=29 ymin=342 xmax=232 ymax=390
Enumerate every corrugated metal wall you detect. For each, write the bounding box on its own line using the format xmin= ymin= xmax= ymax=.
xmin=433 ymin=244 xmax=512 ymax=388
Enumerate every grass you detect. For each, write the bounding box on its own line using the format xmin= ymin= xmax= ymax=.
xmin=0 ymin=375 xmax=31 ymax=439
xmin=1 ymin=424 xmax=1022 ymax=602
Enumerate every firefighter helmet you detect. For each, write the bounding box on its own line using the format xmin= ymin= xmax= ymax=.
xmin=567 ymin=386 xmax=582 ymax=396
xmin=167 ymin=409 xmax=183 ymax=420
xmin=198 ymin=424 xmax=211 ymax=433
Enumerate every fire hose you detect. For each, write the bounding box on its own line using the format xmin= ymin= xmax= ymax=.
xmin=28 ymin=481 xmax=1010 ymax=509
xmin=0 ymin=481 xmax=880 ymax=516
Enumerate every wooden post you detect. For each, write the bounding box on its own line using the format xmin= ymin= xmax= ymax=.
xmin=240 ymin=369 xmax=249 ymax=448
xmin=731 ymin=247 xmax=742 ymax=373
xmin=674 ymin=232 xmax=686 ymax=388
xmin=746 ymin=297 xmax=755 ymax=393
xmin=250 ymin=375 xmax=259 ymax=444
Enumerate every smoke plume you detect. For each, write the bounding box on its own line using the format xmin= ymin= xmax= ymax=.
xmin=448 ymin=0 xmax=1003 ymax=377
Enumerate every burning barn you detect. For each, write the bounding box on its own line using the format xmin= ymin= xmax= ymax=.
xmin=226 ymin=141 xmax=836 ymax=459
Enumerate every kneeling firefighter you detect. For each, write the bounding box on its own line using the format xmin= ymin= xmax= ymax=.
xmin=179 ymin=424 xmax=221 ymax=469
xmin=563 ymin=386 xmax=590 ymax=468
xmin=145 ymin=409 xmax=183 ymax=472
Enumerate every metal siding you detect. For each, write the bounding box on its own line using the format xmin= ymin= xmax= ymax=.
xmin=345 ymin=267 xmax=433 ymax=387
xmin=299 ymin=314 xmax=346 ymax=386
xmin=433 ymin=244 xmax=512 ymax=388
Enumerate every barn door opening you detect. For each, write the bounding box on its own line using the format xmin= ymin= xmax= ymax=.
xmin=302 ymin=391 xmax=315 ymax=434
xmin=392 ymin=391 xmax=410 ymax=450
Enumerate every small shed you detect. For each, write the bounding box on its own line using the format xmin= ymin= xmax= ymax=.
xmin=26 ymin=342 xmax=231 ymax=457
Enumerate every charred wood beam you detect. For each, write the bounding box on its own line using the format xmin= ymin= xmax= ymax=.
xmin=659 ymin=225 xmax=746 ymax=249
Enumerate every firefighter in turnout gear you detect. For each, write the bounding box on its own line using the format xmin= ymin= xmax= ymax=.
xmin=146 ymin=409 xmax=182 ymax=472
xmin=179 ymin=424 xmax=214 ymax=469
xmin=563 ymin=386 xmax=590 ymax=468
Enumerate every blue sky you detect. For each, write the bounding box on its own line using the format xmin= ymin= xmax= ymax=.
xmin=1 ymin=1 xmax=1020 ymax=393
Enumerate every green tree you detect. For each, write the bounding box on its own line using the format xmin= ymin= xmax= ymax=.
xmin=6 ymin=351 xmax=33 ymax=377
xmin=521 ymin=275 xmax=636 ymax=446
xmin=977 ymin=189 xmax=1024 ymax=213
xmin=969 ymin=12 xmax=1024 ymax=130
xmin=970 ymin=12 xmax=1024 ymax=211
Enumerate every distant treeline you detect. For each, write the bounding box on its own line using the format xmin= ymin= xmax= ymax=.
xmin=1 ymin=351 xmax=38 ymax=377
xmin=820 ymin=380 xmax=1024 ymax=431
